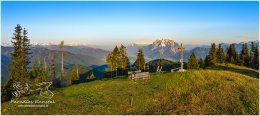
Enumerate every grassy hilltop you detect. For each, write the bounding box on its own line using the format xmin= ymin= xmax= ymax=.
xmin=1 ymin=64 xmax=259 ymax=115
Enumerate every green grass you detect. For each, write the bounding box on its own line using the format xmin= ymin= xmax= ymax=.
xmin=1 ymin=64 xmax=259 ymax=115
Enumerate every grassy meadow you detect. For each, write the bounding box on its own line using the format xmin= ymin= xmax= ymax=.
xmin=1 ymin=64 xmax=259 ymax=115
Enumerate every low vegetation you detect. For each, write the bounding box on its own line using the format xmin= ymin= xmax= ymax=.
xmin=2 ymin=64 xmax=258 ymax=115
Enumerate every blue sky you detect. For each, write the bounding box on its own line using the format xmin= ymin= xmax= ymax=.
xmin=1 ymin=1 xmax=259 ymax=46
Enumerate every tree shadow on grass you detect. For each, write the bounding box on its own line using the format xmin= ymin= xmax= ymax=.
xmin=207 ymin=65 xmax=259 ymax=79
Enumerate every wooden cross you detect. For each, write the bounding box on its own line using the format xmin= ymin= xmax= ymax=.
xmin=178 ymin=43 xmax=185 ymax=71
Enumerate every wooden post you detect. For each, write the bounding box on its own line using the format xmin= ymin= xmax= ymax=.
xmin=60 ymin=41 xmax=64 ymax=77
xmin=178 ymin=43 xmax=185 ymax=72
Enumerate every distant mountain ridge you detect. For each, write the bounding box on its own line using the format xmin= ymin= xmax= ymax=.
xmin=1 ymin=46 xmax=108 ymax=83
xmin=126 ymin=39 xmax=259 ymax=62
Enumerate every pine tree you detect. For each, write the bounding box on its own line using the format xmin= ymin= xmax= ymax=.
xmin=106 ymin=45 xmax=130 ymax=76
xmin=34 ymin=59 xmax=42 ymax=83
xmin=22 ymin=29 xmax=32 ymax=68
xmin=43 ymin=57 xmax=49 ymax=81
xmin=31 ymin=58 xmax=38 ymax=80
xmin=226 ymin=44 xmax=238 ymax=64
xmin=198 ymin=58 xmax=206 ymax=69
xmin=48 ymin=51 xmax=56 ymax=81
xmin=208 ymin=43 xmax=217 ymax=65
xmin=2 ymin=25 xmax=32 ymax=102
xmin=249 ymin=42 xmax=255 ymax=68
xmin=217 ymin=44 xmax=226 ymax=63
xmin=253 ymin=45 xmax=259 ymax=69
xmin=204 ymin=55 xmax=210 ymax=67
xmin=133 ymin=49 xmax=146 ymax=71
xmin=118 ymin=44 xmax=130 ymax=75
xmin=106 ymin=52 xmax=114 ymax=71
xmin=86 ymin=73 xmax=95 ymax=81
xmin=240 ymin=42 xmax=250 ymax=66
xmin=70 ymin=64 xmax=79 ymax=84
xmin=187 ymin=52 xmax=199 ymax=69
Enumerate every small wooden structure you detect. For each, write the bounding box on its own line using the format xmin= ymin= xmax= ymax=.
xmin=178 ymin=43 xmax=186 ymax=72
xmin=128 ymin=70 xmax=150 ymax=80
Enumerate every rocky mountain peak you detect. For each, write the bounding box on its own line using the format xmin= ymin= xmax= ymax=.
xmin=151 ymin=38 xmax=180 ymax=54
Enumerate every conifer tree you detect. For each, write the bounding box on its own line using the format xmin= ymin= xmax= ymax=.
xmin=226 ymin=44 xmax=238 ymax=64
xmin=2 ymin=25 xmax=32 ymax=101
xmin=119 ymin=45 xmax=128 ymax=68
xmin=240 ymin=42 xmax=250 ymax=66
xmin=249 ymin=42 xmax=255 ymax=68
xmin=31 ymin=58 xmax=38 ymax=80
xmin=106 ymin=45 xmax=130 ymax=74
xmin=208 ymin=43 xmax=217 ymax=65
xmin=106 ymin=52 xmax=114 ymax=71
xmin=86 ymin=73 xmax=95 ymax=81
xmin=133 ymin=49 xmax=146 ymax=71
xmin=198 ymin=58 xmax=206 ymax=69
xmin=43 ymin=57 xmax=49 ymax=80
xmin=48 ymin=51 xmax=56 ymax=81
xmin=22 ymin=29 xmax=32 ymax=68
xmin=187 ymin=52 xmax=199 ymax=69
xmin=253 ymin=45 xmax=259 ymax=69
xmin=217 ymin=44 xmax=226 ymax=63
xmin=70 ymin=65 xmax=79 ymax=84
xmin=204 ymin=55 xmax=210 ymax=67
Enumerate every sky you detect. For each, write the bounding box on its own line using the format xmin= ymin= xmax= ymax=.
xmin=1 ymin=1 xmax=259 ymax=46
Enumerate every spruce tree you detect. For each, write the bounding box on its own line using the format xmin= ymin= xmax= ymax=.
xmin=119 ymin=44 xmax=130 ymax=74
xmin=31 ymin=58 xmax=38 ymax=80
xmin=187 ymin=52 xmax=199 ymax=69
xmin=112 ymin=46 xmax=120 ymax=71
xmin=106 ymin=52 xmax=114 ymax=71
xmin=106 ymin=45 xmax=130 ymax=75
xmin=240 ymin=42 xmax=250 ymax=66
xmin=198 ymin=58 xmax=206 ymax=69
xmin=2 ymin=25 xmax=32 ymax=101
xmin=70 ymin=65 xmax=79 ymax=84
xmin=86 ymin=73 xmax=95 ymax=82
xmin=204 ymin=55 xmax=210 ymax=67
xmin=22 ymin=29 xmax=32 ymax=68
xmin=43 ymin=58 xmax=49 ymax=81
xmin=208 ymin=43 xmax=217 ymax=65
xmin=249 ymin=42 xmax=255 ymax=68
xmin=226 ymin=44 xmax=238 ymax=64
xmin=48 ymin=51 xmax=56 ymax=81
xmin=133 ymin=49 xmax=146 ymax=71
xmin=217 ymin=44 xmax=226 ymax=63
xmin=253 ymin=45 xmax=259 ymax=69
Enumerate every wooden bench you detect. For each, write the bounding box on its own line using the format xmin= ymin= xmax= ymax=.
xmin=128 ymin=71 xmax=150 ymax=80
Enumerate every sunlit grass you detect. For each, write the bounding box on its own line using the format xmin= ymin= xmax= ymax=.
xmin=1 ymin=64 xmax=259 ymax=115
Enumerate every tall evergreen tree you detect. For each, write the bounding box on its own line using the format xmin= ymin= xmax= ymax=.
xmin=198 ymin=58 xmax=206 ymax=69
xmin=226 ymin=44 xmax=238 ymax=64
xmin=106 ymin=45 xmax=130 ymax=73
xmin=2 ymin=25 xmax=32 ymax=101
xmin=119 ymin=44 xmax=130 ymax=69
xmin=31 ymin=58 xmax=38 ymax=80
xmin=70 ymin=65 xmax=79 ymax=85
xmin=240 ymin=42 xmax=250 ymax=66
xmin=249 ymin=42 xmax=255 ymax=68
xmin=133 ymin=49 xmax=146 ymax=70
xmin=48 ymin=51 xmax=56 ymax=81
xmin=253 ymin=45 xmax=259 ymax=69
xmin=208 ymin=43 xmax=217 ymax=65
xmin=217 ymin=44 xmax=226 ymax=63
xmin=187 ymin=52 xmax=199 ymax=69
xmin=106 ymin=52 xmax=114 ymax=71
xmin=22 ymin=29 xmax=32 ymax=68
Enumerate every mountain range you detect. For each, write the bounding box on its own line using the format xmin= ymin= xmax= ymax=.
xmin=1 ymin=39 xmax=258 ymax=83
